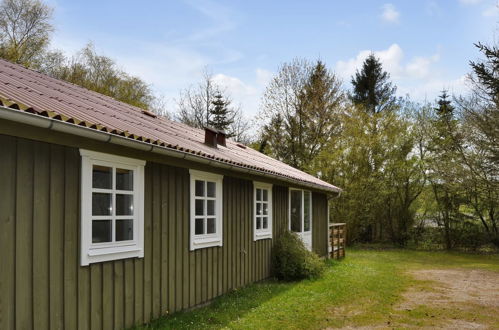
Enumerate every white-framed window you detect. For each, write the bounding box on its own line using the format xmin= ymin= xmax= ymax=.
xmin=254 ymin=182 xmax=273 ymax=241
xmin=289 ymin=189 xmax=312 ymax=234
xmin=189 ymin=169 xmax=223 ymax=250
xmin=80 ymin=149 xmax=145 ymax=266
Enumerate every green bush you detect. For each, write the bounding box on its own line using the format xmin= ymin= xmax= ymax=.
xmin=272 ymin=231 xmax=325 ymax=281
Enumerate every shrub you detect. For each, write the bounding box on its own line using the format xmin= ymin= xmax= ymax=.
xmin=272 ymin=231 xmax=325 ymax=281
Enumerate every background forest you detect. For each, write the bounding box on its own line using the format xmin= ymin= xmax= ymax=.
xmin=1 ymin=0 xmax=498 ymax=250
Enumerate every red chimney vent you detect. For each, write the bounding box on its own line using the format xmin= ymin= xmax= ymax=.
xmin=204 ymin=127 xmax=218 ymax=148
xmin=216 ymin=130 xmax=227 ymax=147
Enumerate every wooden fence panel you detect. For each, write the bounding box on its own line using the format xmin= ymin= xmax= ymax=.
xmin=329 ymin=223 xmax=347 ymax=259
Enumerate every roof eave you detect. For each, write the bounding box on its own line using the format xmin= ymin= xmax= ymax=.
xmin=0 ymin=106 xmax=342 ymax=194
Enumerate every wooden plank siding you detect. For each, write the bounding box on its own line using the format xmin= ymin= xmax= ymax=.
xmin=0 ymin=134 xmax=330 ymax=330
xmin=312 ymin=192 xmax=329 ymax=257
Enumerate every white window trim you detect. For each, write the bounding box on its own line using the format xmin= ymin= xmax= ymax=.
xmin=288 ymin=188 xmax=313 ymax=234
xmin=80 ymin=149 xmax=145 ymax=266
xmin=253 ymin=182 xmax=273 ymax=241
xmin=189 ymin=169 xmax=223 ymax=250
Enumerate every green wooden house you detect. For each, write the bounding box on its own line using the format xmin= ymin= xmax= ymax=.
xmin=0 ymin=58 xmax=341 ymax=330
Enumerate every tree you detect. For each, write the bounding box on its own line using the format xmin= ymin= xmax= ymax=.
xmin=40 ymin=43 xmax=155 ymax=110
xmin=259 ymin=59 xmax=344 ymax=170
xmin=351 ymin=53 xmax=397 ymax=114
xmin=208 ymin=93 xmax=234 ymax=133
xmin=259 ymin=58 xmax=311 ymax=168
xmin=314 ymin=101 xmax=424 ymax=245
xmin=230 ymin=109 xmax=252 ymax=144
xmin=176 ymin=69 xmax=252 ymax=142
xmin=435 ymin=90 xmax=454 ymax=118
xmin=424 ymin=92 xmax=465 ymax=249
xmin=299 ymin=61 xmax=344 ymax=165
xmin=449 ymin=41 xmax=499 ymax=246
xmin=176 ymin=69 xmax=218 ymax=129
xmin=467 ymin=42 xmax=499 ymax=170
xmin=0 ymin=0 xmax=53 ymax=67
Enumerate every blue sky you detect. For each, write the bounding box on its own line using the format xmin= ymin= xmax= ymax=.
xmin=48 ymin=0 xmax=498 ymax=117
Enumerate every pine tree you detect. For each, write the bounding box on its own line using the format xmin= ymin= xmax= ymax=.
xmin=428 ymin=91 xmax=464 ymax=249
xmin=208 ymin=93 xmax=234 ymax=134
xmin=431 ymin=90 xmax=459 ymax=153
xmin=468 ymin=42 xmax=499 ymax=167
xmin=435 ymin=90 xmax=455 ymax=119
xmin=470 ymin=42 xmax=499 ymax=106
xmin=351 ymin=53 xmax=397 ymax=113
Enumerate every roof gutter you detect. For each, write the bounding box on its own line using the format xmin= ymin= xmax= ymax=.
xmin=0 ymin=106 xmax=341 ymax=194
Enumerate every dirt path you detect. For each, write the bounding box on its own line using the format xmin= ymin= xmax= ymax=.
xmin=396 ymin=268 xmax=499 ymax=329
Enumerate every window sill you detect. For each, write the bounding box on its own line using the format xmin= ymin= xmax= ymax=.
xmin=82 ymin=246 xmax=143 ymax=266
xmin=254 ymin=232 xmax=272 ymax=241
xmin=191 ymin=236 xmax=222 ymax=250
xmin=88 ymin=246 xmax=141 ymax=256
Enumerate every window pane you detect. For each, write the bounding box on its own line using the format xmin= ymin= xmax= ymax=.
xmin=263 ymin=203 xmax=268 ymax=215
xmin=256 ymin=188 xmax=261 ymax=201
xmin=207 ymin=182 xmax=216 ymax=198
xmin=207 ymin=218 xmax=216 ymax=234
xmin=263 ymin=217 xmax=268 ymax=229
xmin=116 ymin=168 xmax=133 ymax=191
xmin=290 ymin=190 xmax=302 ymax=232
xmin=256 ymin=217 xmax=261 ymax=230
xmin=195 ymin=218 xmax=204 ymax=235
xmin=195 ymin=199 xmax=204 ymax=216
xmin=92 ymin=193 xmax=112 ymax=216
xmin=256 ymin=203 xmax=262 ymax=215
xmin=207 ymin=200 xmax=215 ymax=215
xmin=195 ymin=180 xmax=205 ymax=197
xmin=116 ymin=194 xmax=133 ymax=216
xmin=92 ymin=220 xmax=112 ymax=243
xmin=116 ymin=219 xmax=133 ymax=241
xmin=304 ymin=191 xmax=311 ymax=232
xmin=93 ymin=165 xmax=112 ymax=189
xmin=263 ymin=189 xmax=268 ymax=202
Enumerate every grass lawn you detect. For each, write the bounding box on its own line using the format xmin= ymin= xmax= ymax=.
xmin=136 ymin=249 xmax=499 ymax=329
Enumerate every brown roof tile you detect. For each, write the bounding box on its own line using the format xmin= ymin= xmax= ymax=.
xmin=0 ymin=58 xmax=340 ymax=192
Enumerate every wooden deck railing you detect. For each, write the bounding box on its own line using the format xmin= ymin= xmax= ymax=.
xmin=329 ymin=223 xmax=346 ymax=259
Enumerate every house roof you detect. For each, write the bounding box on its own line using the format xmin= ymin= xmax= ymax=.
xmin=0 ymin=58 xmax=340 ymax=193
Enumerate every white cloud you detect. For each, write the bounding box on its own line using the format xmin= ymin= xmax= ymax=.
xmin=50 ymin=0 xmax=254 ymax=116
xmin=336 ymin=44 xmax=404 ymax=79
xmin=213 ymin=73 xmax=258 ymax=98
xmin=381 ymin=4 xmax=400 ymax=23
xmin=398 ymin=75 xmax=469 ymax=101
xmin=212 ymin=69 xmax=273 ymax=116
xmin=255 ymin=68 xmax=273 ymax=87
xmin=335 ymin=44 xmax=468 ymax=101
xmin=405 ymin=54 xmax=440 ymax=79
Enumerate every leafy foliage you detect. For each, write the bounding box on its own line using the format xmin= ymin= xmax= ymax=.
xmin=39 ymin=44 xmax=155 ymax=109
xmin=258 ymin=59 xmax=344 ymax=170
xmin=315 ymin=101 xmax=424 ymax=245
xmin=0 ymin=0 xmax=53 ymax=67
xmin=271 ymin=231 xmax=325 ymax=281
